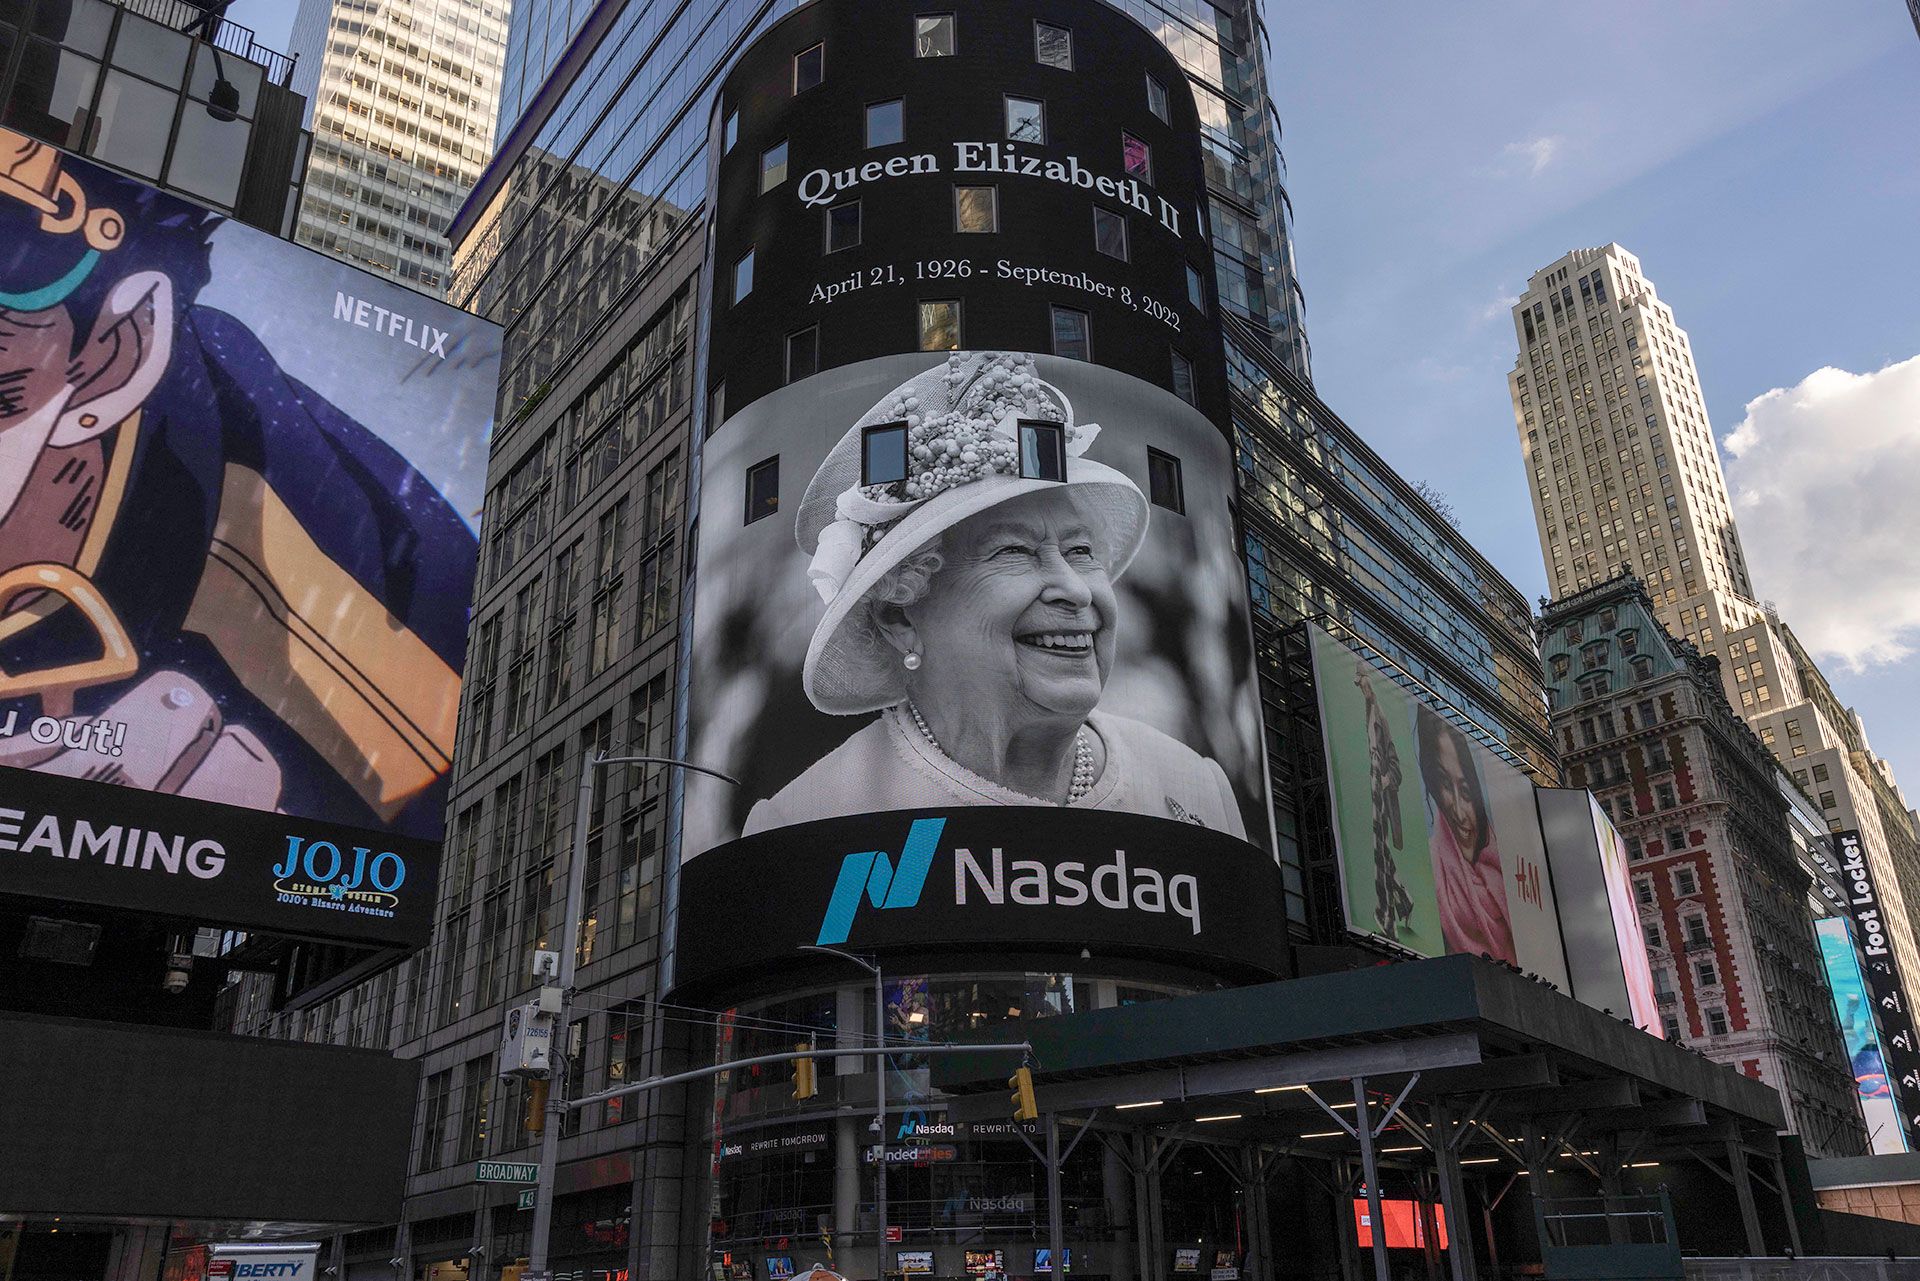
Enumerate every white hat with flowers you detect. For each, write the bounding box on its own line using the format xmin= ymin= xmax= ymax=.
xmin=797 ymin=351 xmax=1150 ymax=715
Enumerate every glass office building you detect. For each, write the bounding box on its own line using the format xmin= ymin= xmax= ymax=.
xmin=225 ymin=0 xmax=1557 ymax=1277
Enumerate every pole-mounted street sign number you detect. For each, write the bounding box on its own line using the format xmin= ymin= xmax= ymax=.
xmin=517 ymin=1190 xmax=539 ymax=1211
xmin=475 ymin=1161 xmax=540 ymax=1184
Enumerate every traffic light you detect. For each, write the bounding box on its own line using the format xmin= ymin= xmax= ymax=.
xmin=524 ymin=1077 xmax=550 ymax=1133
xmin=1009 ymin=1066 xmax=1038 ymax=1121
xmin=793 ymin=1043 xmax=818 ymax=1100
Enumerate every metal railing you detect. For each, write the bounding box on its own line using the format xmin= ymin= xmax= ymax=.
xmin=107 ymin=0 xmax=298 ymax=84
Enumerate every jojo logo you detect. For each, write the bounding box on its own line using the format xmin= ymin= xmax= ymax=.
xmin=815 ymin=818 xmax=946 ymax=945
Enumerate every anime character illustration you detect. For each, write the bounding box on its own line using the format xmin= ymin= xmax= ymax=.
xmin=1356 ymin=664 xmax=1414 ymax=937
xmin=0 ymin=128 xmax=480 ymax=839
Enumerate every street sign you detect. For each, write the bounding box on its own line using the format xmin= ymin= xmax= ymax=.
xmin=516 ymin=1189 xmax=538 ymax=1210
xmin=475 ymin=1161 xmax=540 ymax=1184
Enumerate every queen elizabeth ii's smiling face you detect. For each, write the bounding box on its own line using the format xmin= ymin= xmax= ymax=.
xmin=898 ymin=489 xmax=1118 ymax=726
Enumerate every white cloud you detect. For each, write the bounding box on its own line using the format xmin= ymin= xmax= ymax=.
xmin=1722 ymin=354 xmax=1920 ymax=670
xmin=1474 ymin=291 xmax=1522 ymax=326
xmin=1502 ymin=134 xmax=1564 ymax=176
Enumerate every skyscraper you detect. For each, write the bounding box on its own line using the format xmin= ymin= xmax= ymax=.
xmin=284 ymin=0 xmax=510 ymax=294
xmin=1509 ymin=245 xmax=1920 ymax=1113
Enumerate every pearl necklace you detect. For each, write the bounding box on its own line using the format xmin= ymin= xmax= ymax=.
xmin=906 ymin=702 xmax=1096 ymax=804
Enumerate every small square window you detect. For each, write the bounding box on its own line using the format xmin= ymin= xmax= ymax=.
xmin=1018 ymin=420 xmax=1067 ymax=482
xmin=794 ymin=44 xmax=824 ymax=93
xmin=862 ymin=422 xmax=909 ymax=486
xmin=785 ymin=327 xmax=818 ymax=384
xmin=1034 ymin=22 xmax=1072 ymax=69
xmin=732 ymin=249 xmax=754 ymax=304
xmin=1147 ymin=449 xmax=1184 ymax=513
xmin=1706 ymin=1007 xmax=1729 ymax=1037
xmin=1121 ymin=132 xmax=1152 ymax=183
xmin=1695 ymin=959 xmax=1717 ymax=987
xmin=1820 ymin=791 xmax=1836 ymax=810
xmin=1006 ymin=96 xmax=1045 ymax=143
xmin=1674 ymin=866 xmax=1697 ymax=896
xmin=1092 ymin=206 xmax=1127 ymax=260
xmin=1050 ymin=306 xmax=1090 ymax=361
xmin=1146 ymin=74 xmax=1168 ymax=122
xmin=866 ymin=99 xmax=903 ymax=148
xmin=918 ymin=299 xmax=960 ymax=351
xmin=954 ymin=185 xmax=997 ymax=233
xmin=826 ymin=199 xmax=861 ymax=252
xmin=761 ymin=140 xmax=788 ymax=192
xmin=724 ymin=110 xmax=739 ymax=152
xmin=1186 ymin=263 xmax=1205 ymax=311
xmin=914 ymin=13 xmax=954 ymax=57
xmin=1811 ymin=763 xmax=1829 ymax=782
xmin=745 ymin=457 xmax=779 ymax=524
xmin=1170 ymin=351 xmax=1195 ymax=405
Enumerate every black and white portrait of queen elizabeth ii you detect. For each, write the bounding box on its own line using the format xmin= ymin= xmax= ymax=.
xmin=685 ymin=350 xmax=1263 ymax=849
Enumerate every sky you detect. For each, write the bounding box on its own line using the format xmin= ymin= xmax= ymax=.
xmin=1264 ymin=0 xmax=1920 ymax=799
xmin=224 ymin=0 xmax=1920 ymax=794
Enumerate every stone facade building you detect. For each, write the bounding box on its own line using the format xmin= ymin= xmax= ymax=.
xmin=1539 ymin=571 xmax=1866 ymax=1156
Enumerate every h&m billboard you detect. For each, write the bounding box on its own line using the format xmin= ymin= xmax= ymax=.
xmin=673 ymin=0 xmax=1277 ymax=989
xmin=0 ymin=130 xmax=499 ymax=948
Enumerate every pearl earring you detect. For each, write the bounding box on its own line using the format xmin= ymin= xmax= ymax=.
xmin=902 ymin=651 xmax=922 ymax=671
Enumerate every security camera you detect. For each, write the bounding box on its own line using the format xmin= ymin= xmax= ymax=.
xmin=163 ymin=952 xmax=193 ymax=994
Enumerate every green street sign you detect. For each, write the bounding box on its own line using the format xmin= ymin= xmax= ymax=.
xmin=516 ymin=1189 xmax=538 ymax=1211
xmin=475 ymin=1161 xmax=540 ymax=1184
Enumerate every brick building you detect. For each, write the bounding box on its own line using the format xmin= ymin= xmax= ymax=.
xmin=1539 ymin=570 xmax=1867 ymax=1156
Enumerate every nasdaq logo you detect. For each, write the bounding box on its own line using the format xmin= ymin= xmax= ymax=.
xmin=815 ymin=818 xmax=946 ymax=945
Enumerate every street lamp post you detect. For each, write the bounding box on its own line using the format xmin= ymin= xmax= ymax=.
xmin=525 ymin=752 xmax=741 ymax=1281
xmin=802 ymin=944 xmax=888 ymax=1278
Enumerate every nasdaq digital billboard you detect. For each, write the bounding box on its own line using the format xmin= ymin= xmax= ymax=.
xmin=0 ymin=129 xmax=499 ymax=947
xmin=674 ymin=0 xmax=1278 ymax=989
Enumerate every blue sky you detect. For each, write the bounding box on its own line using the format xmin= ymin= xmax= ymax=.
xmin=230 ymin=0 xmax=1920 ymax=797
xmin=1265 ymin=1 xmax=1920 ymax=799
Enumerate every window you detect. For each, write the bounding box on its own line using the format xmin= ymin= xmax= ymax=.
xmin=918 ymin=299 xmax=960 ymax=350
xmin=1656 ymin=782 xmax=1677 ymax=810
xmin=1549 ymin=654 xmax=1569 ymax=679
xmin=1186 ymin=262 xmax=1206 ymax=311
xmin=1812 ymin=763 xmax=1829 ymax=782
xmin=785 ymin=326 xmax=818 ymax=383
xmin=862 ymin=423 xmax=909 ymax=487
xmin=1146 ymin=74 xmax=1169 ymax=122
xmin=1565 ymin=621 xmax=1585 ymax=643
xmin=866 ymin=99 xmax=904 ymax=148
xmin=1695 ymin=958 xmax=1717 ymax=987
xmin=761 ymin=140 xmax=788 ymax=192
xmin=914 ymin=13 xmax=954 ymax=57
xmin=1662 ymin=1014 xmax=1683 ymax=1041
xmin=1580 ymin=719 xmax=1597 ymax=746
xmin=1121 ymin=131 xmax=1152 ymax=182
xmin=1034 ymin=21 xmax=1072 ymax=68
xmin=1673 ymin=866 xmax=1697 ymax=896
xmin=1634 ymin=877 xmax=1654 ymax=907
xmin=724 ymin=110 xmax=739 ymax=152
xmin=1706 ymin=1007 xmax=1729 ymax=1036
xmin=954 ymin=185 xmax=998 ymax=232
xmin=1577 ymin=672 xmax=1609 ymax=700
xmin=1630 ymin=656 xmax=1653 ymax=680
xmin=1820 ymin=791 xmax=1836 ymax=810
xmin=1618 ymin=629 xmax=1638 ymax=655
xmin=1147 ymin=449 xmax=1184 ymax=513
xmin=1786 ymin=719 xmax=1801 ymax=736
xmin=1639 ymin=699 xmax=1657 ymax=725
xmin=793 ymin=43 xmax=824 ymax=93
xmin=826 ymin=199 xmax=861 ymax=252
xmin=1018 ymin=420 xmax=1067 ymax=482
xmin=745 ymin=457 xmax=779 ymax=524
xmin=1644 ymin=919 xmax=1661 ymax=948
xmin=1581 ymin=640 xmax=1609 ymax=670
xmin=1050 ymin=306 xmax=1090 ymax=360
xmin=1170 ymin=351 xmax=1195 ymax=405
xmin=732 ymin=250 xmax=754 ymax=304
xmin=1598 ymin=606 xmax=1617 ymax=631
xmin=707 ymin=383 xmax=726 ymax=432
xmin=1006 ymin=96 xmax=1045 ymax=143
xmin=1093 ymin=206 xmax=1128 ymax=259
xmin=1684 ymin=915 xmax=1710 ymax=947
xmin=1792 ymin=744 xmax=1808 ymax=758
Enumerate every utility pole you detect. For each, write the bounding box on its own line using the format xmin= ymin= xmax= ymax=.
xmin=802 ymin=945 xmax=888 ymax=1279
xmin=524 ymin=752 xmax=741 ymax=1281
